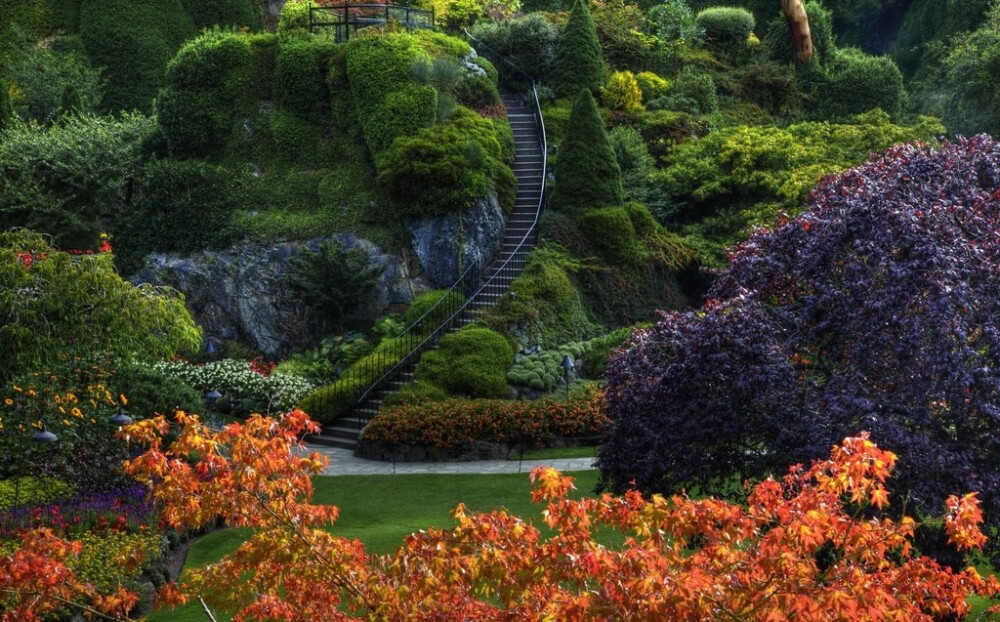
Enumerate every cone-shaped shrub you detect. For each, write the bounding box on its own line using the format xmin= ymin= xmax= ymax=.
xmin=549 ymin=89 xmax=624 ymax=211
xmin=548 ymin=0 xmax=603 ymax=98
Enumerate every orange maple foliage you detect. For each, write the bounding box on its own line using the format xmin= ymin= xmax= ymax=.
xmin=6 ymin=411 xmax=1000 ymax=621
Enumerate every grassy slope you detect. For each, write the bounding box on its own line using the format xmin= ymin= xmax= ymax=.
xmin=145 ymin=470 xmax=601 ymax=621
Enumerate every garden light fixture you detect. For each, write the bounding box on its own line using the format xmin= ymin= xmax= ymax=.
xmin=109 ymin=405 xmax=132 ymax=426
xmin=203 ymin=389 xmax=222 ymax=410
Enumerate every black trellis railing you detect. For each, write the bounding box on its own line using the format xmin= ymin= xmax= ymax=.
xmin=307 ymin=30 xmax=547 ymax=442
xmin=309 ymin=3 xmax=434 ymax=42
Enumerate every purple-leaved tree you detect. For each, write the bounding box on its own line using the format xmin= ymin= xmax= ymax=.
xmin=599 ymin=135 xmax=1000 ymax=544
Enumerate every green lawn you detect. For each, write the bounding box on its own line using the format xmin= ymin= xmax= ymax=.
xmin=507 ymin=445 xmax=599 ymax=461
xmin=145 ymin=470 xmax=600 ymax=621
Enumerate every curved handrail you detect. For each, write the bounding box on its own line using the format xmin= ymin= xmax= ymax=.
xmin=313 ymin=31 xmax=548 ymax=432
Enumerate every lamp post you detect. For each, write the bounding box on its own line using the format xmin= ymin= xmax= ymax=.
xmin=109 ymin=405 xmax=132 ymax=427
xmin=561 ymin=354 xmax=575 ymax=400
xmin=13 ymin=426 xmax=59 ymax=508
xmin=203 ymin=390 xmax=222 ymax=410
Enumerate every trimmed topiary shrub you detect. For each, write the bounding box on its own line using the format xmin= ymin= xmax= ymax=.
xmin=695 ymin=6 xmax=755 ymax=62
xmin=79 ymin=0 xmax=196 ymax=113
xmin=548 ymin=0 xmax=604 ymax=97
xmin=156 ymin=29 xmax=260 ymax=157
xmin=812 ymin=47 xmax=904 ymax=120
xmin=414 ymin=325 xmax=514 ymax=398
xmin=548 ymin=89 xmax=624 ymax=211
xmin=180 ymin=0 xmax=264 ymax=29
xmin=602 ymin=70 xmax=644 ymax=112
xmin=274 ymin=35 xmax=337 ymax=123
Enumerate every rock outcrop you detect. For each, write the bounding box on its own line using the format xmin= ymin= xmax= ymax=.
xmin=131 ymin=235 xmax=431 ymax=357
xmin=407 ymin=193 xmax=505 ymax=286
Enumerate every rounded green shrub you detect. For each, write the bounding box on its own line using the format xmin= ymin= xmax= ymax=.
xmin=696 ymin=6 xmax=755 ymax=61
xmin=278 ymin=0 xmax=311 ymax=33
xmin=602 ymin=70 xmax=644 ymax=112
xmin=79 ymin=0 xmax=196 ymax=113
xmin=648 ymin=68 xmax=716 ymax=114
xmin=469 ymin=14 xmax=559 ymax=88
xmin=414 ymin=325 xmax=514 ymax=398
xmin=813 ymin=48 xmax=904 ymax=120
xmin=108 ymin=364 xmax=203 ymax=419
xmin=269 ymin=109 xmax=336 ymax=165
xmin=381 ymin=380 xmax=449 ymax=408
xmin=634 ymin=71 xmax=669 ymax=102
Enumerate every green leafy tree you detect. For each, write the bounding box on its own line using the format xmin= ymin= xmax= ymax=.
xmin=0 ymin=112 xmax=156 ymax=250
xmin=548 ymin=89 xmax=624 ymax=211
xmin=4 ymin=45 xmax=103 ymax=121
xmin=284 ymin=240 xmax=386 ymax=333
xmin=0 ymin=230 xmax=201 ymax=385
xmin=548 ymin=0 xmax=603 ymax=97
xmin=0 ymin=82 xmax=13 ymax=131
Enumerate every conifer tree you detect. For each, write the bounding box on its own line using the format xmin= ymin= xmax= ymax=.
xmin=57 ymin=84 xmax=83 ymax=117
xmin=548 ymin=0 xmax=603 ymax=98
xmin=548 ymin=89 xmax=624 ymax=211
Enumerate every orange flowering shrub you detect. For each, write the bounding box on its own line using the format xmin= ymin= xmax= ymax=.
xmin=362 ymin=383 xmax=608 ymax=449
xmin=7 ymin=412 xmax=1000 ymax=621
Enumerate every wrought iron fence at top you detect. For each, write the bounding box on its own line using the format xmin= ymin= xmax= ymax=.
xmin=309 ymin=3 xmax=434 ymax=42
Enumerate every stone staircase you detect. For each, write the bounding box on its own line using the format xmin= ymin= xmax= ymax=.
xmin=308 ymin=90 xmax=546 ymax=451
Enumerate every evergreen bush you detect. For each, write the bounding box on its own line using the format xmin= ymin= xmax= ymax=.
xmin=548 ymin=90 xmax=624 ymax=211
xmin=180 ymin=0 xmax=264 ymax=30
xmin=274 ymin=35 xmax=336 ymax=123
xmin=108 ymin=364 xmax=203 ymax=420
xmin=5 ymin=45 xmax=102 ymax=121
xmin=470 ymin=14 xmax=560 ymax=87
xmin=609 ymin=126 xmax=654 ymax=204
xmin=114 ymin=158 xmax=242 ymax=274
xmin=414 ymin=325 xmax=514 ymax=398
xmin=602 ymin=70 xmax=643 ymax=112
xmin=548 ymin=0 xmax=604 ymax=97
xmin=695 ymin=6 xmax=755 ymax=61
xmin=404 ymin=290 xmax=467 ymax=328
xmin=647 ymin=67 xmax=716 ymax=114
xmin=813 ymin=48 xmax=904 ymax=120
xmin=634 ymin=71 xmax=669 ymax=102
xmin=577 ymin=206 xmax=647 ymax=268
xmin=79 ymin=0 xmax=196 ymax=113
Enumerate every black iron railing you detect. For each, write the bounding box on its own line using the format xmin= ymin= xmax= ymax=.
xmin=308 ymin=30 xmax=547 ymax=433
xmin=309 ymin=2 xmax=434 ymax=42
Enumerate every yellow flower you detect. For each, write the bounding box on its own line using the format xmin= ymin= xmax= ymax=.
xmin=4 ymin=398 xmax=12 ymax=406
xmin=66 ymin=392 xmax=77 ymax=403
xmin=58 ymin=406 xmax=65 ymax=414
xmin=26 ymin=389 xmax=36 ymax=398
xmin=71 ymin=407 xmax=82 ymax=418
xmin=12 ymin=386 xmax=22 ymax=393
xmin=120 ymin=394 xmax=128 ymax=406
xmin=63 ymin=419 xmax=71 ymax=426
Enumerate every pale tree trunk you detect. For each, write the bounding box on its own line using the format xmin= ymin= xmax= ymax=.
xmin=781 ymin=0 xmax=814 ymax=62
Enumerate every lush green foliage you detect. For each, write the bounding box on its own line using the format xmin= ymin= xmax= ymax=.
xmin=297 ymin=338 xmax=404 ymax=423
xmin=507 ymin=335 xmax=624 ymax=391
xmin=914 ymin=3 xmax=1000 ymax=138
xmin=601 ymin=70 xmax=643 ymax=112
xmin=79 ymin=0 xmax=196 ymax=113
xmin=577 ymin=206 xmax=647 ymax=267
xmin=0 ymin=477 xmax=74 ymax=510
xmin=68 ymin=530 xmax=163 ymax=593
xmin=284 ymin=239 xmax=385 ymax=334
xmin=695 ymin=6 xmax=755 ymax=62
xmin=608 ymin=125 xmax=655 ymax=204
xmin=655 ymin=110 xmax=945 ymax=265
xmin=377 ymin=107 xmax=514 ymax=216
xmin=156 ymin=28 xmax=260 ymax=157
xmin=4 ymin=44 xmax=102 ymax=121
xmin=633 ymin=71 xmax=669 ymax=102
xmin=644 ymin=0 xmax=702 ymax=44
xmin=365 ymin=383 xmax=608 ymax=449
xmin=812 ymin=47 xmax=905 ymax=121
xmin=469 ymin=14 xmax=559 ymax=85
xmin=274 ymin=35 xmax=337 ymax=123
xmin=0 ymin=231 xmax=200 ymax=385
xmin=106 ymin=364 xmax=203 ymax=420
xmin=414 ymin=325 xmax=514 ymax=398
xmin=0 ymin=112 xmax=155 ymax=249
xmin=404 ymin=289 xmax=468 ymax=327
xmin=180 ymin=0 xmax=263 ymax=29
xmin=647 ymin=67 xmax=717 ymax=114
xmin=548 ymin=0 xmax=603 ymax=97
xmin=548 ymin=90 xmax=624 ymax=211
xmin=600 ymin=136 xmax=1000 ymax=554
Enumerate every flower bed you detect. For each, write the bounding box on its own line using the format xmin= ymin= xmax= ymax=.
xmin=359 ymin=384 xmax=608 ymax=461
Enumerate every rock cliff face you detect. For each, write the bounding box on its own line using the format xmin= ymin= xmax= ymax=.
xmin=130 ymin=195 xmax=506 ymax=356
xmin=407 ymin=193 xmax=505 ymax=286
xmin=131 ymin=235 xmax=431 ymax=357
